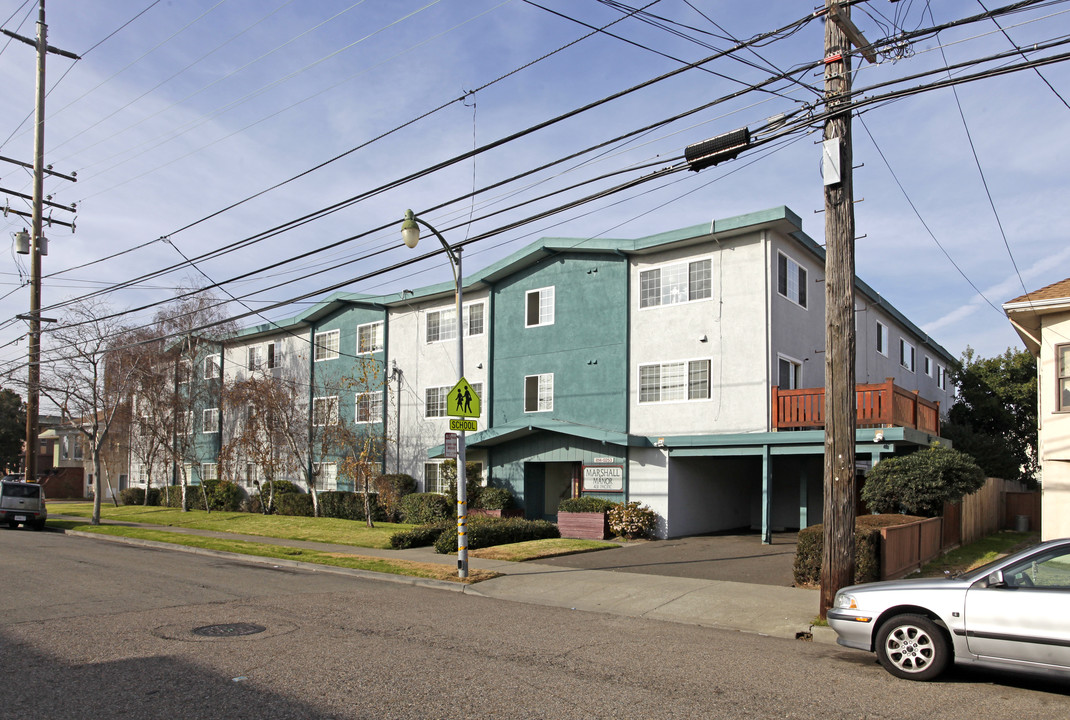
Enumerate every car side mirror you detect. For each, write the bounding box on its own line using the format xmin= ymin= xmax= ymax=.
xmin=987 ymin=570 xmax=1006 ymax=588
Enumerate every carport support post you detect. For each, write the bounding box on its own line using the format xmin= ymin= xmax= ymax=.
xmin=761 ymin=445 xmax=771 ymax=544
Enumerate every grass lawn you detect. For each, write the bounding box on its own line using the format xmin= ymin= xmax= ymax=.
xmin=51 ymin=503 xmax=413 ymax=550
xmin=48 ymin=520 xmax=498 ymax=583
xmin=918 ymin=530 xmax=1041 ymax=577
xmin=470 ymin=538 xmax=619 ymax=562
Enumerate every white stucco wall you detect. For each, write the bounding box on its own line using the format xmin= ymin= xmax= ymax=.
xmin=629 ymin=233 xmax=769 ymax=436
xmin=387 ymin=291 xmax=490 ymax=489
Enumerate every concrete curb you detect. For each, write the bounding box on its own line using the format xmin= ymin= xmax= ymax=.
xmin=61 ymin=528 xmax=471 ymax=593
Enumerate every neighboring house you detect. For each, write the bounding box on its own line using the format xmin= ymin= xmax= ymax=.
xmin=125 ymin=206 xmax=955 ymax=538
xmin=1004 ymin=277 xmax=1070 ymax=541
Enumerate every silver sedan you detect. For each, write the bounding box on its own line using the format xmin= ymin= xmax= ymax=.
xmin=827 ymin=537 xmax=1070 ymax=681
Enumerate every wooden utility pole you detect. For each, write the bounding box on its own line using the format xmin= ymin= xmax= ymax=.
xmin=819 ymin=0 xmax=866 ymax=617
xmin=3 ymin=0 xmax=78 ymax=481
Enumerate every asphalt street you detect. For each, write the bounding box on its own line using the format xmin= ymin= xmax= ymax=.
xmin=3 ymin=528 xmax=1069 ymax=719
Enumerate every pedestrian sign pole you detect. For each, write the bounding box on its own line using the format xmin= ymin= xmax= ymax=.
xmin=447 ymin=375 xmax=478 ymax=578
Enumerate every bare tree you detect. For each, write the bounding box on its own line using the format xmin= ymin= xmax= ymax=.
xmin=220 ymin=368 xmax=304 ymax=513
xmin=39 ymin=299 xmax=145 ymax=525
xmin=334 ymin=357 xmax=389 ymax=528
xmin=152 ymin=287 xmax=236 ymax=512
xmin=128 ymin=338 xmax=174 ymax=504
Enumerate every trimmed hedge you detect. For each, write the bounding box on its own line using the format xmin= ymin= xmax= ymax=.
xmin=399 ymin=492 xmax=452 ymax=524
xmin=373 ymin=473 xmax=417 ymax=521
xmin=202 ymin=479 xmax=242 ymax=511
xmin=434 ymin=516 xmax=560 ymax=554
xmin=119 ymin=487 xmax=161 ymax=506
xmin=316 ymin=491 xmax=386 ymax=522
xmin=474 ymin=486 xmax=514 ymax=511
xmin=792 ymin=514 xmax=927 ymax=587
xmin=389 ymin=521 xmax=450 ymax=549
xmin=274 ymin=492 xmax=313 ymax=517
xmin=558 ymin=496 xmax=618 ymax=513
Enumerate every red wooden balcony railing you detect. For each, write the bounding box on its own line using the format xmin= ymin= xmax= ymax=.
xmin=771 ymin=377 xmax=940 ymax=435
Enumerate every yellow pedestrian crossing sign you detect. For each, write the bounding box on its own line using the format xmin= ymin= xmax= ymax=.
xmin=447 ymin=377 xmax=480 ymax=418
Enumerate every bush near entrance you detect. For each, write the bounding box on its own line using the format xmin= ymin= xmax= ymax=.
xmin=861 ymin=443 xmax=985 ymax=517
xmin=608 ymin=501 xmax=657 ymax=539
xmin=433 ymin=516 xmax=560 ymax=554
xmin=558 ymin=497 xmax=618 ymax=513
xmin=793 ymin=514 xmax=926 ymax=587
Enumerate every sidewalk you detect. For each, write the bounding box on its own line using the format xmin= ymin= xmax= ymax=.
xmin=50 ymin=515 xmax=836 ymax=644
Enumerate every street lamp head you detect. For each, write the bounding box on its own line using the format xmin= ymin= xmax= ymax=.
xmin=401 ymin=209 xmax=421 ymax=249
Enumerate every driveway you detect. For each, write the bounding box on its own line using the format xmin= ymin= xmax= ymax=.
xmin=539 ymin=531 xmax=801 ymax=587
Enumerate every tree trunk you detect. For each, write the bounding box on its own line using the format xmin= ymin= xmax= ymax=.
xmin=91 ymin=452 xmax=103 ymax=525
xmin=363 ymin=473 xmax=374 ymax=529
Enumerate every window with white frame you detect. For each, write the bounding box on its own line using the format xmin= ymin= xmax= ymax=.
xmin=266 ymin=342 xmax=278 ymax=369
xmin=312 ymin=396 xmax=339 ymax=426
xmin=203 ymin=355 xmax=221 ymax=379
xmin=426 ymin=303 xmax=486 ymax=344
xmin=937 ymin=365 xmax=947 ymax=391
xmin=247 ymin=345 xmax=262 ymax=371
xmin=357 ymin=321 xmax=384 ymax=354
xmin=314 ymin=329 xmax=340 ymax=361
xmin=313 ymin=462 xmax=339 ymax=491
xmin=178 ymin=411 xmax=193 ymax=436
xmin=177 ymin=359 xmax=192 ymax=385
xmin=778 ymin=356 xmax=801 ymax=390
xmin=183 ymin=463 xmax=197 ymax=485
xmin=1058 ymin=344 xmax=1070 ymax=411
xmin=356 ymin=391 xmax=384 ymax=423
xmin=201 ymin=463 xmax=218 ymax=482
xmin=876 ymin=321 xmax=889 ymax=356
xmin=524 ymin=373 xmax=553 ymax=412
xmin=638 ymin=360 xmax=711 ymax=403
xmin=639 ymin=258 xmax=712 ymax=308
xmin=777 ymin=252 xmax=807 ymax=308
xmin=425 ymin=386 xmax=449 ymax=418
xmin=202 ymin=408 xmax=220 ymax=434
xmin=244 ymin=463 xmax=257 ymax=488
xmin=525 ymin=287 xmax=555 ymax=327
xmin=924 ymin=356 xmax=933 ymax=377
xmin=899 ymin=339 xmax=916 ymax=372
xmin=425 ymin=383 xmax=482 ymax=418
xmin=424 ymin=461 xmax=483 ymax=494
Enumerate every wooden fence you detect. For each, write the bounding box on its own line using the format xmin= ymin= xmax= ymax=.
xmin=881 ymin=517 xmax=945 ymax=580
xmin=878 ymin=478 xmax=1039 ymax=580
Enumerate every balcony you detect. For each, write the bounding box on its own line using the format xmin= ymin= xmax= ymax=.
xmin=771 ymin=377 xmax=941 ymax=435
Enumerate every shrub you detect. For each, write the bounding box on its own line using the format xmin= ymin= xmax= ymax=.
xmin=434 ymin=516 xmax=560 ymax=554
xmin=202 ymin=479 xmax=242 ymax=512
xmin=373 ymin=473 xmax=417 ymax=521
xmin=792 ymin=514 xmax=926 ymax=587
xmin=162 ymin=486 xmax=183 ymax=508
xmin=443 ymin=460 xmax=482 ymax=509
xmin=389 ymin=521 xmax=450 ymax=549
xmin=559 ymin=496 xmax=618 ymax=513
xmin=317 ymin=491 xmax=385 ymax=522
xmin=607 ymin=501 xmax=658 ymax=539
xmin=274 ymin=492 xmax=313 ymax=517
xmin=399 ymin=492 xmax=452 ymax=524
xmin=474 ymin=486 xmax=514 ymax=511
xmin=119 ymin=487 xmax=161 ymax=506
xmin=862 ymin=443 xmax=985 ymax=517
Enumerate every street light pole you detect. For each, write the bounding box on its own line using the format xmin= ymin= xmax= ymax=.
xmin=402 ymin=210 xmax=468 ymax=579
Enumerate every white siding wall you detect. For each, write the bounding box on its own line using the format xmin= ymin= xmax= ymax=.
xmin=1040 ymin=312 xmax=1070 ymax=540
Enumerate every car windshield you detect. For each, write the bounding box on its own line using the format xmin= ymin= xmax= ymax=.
xmin=2 ymin=483 xmax=40 ymax=498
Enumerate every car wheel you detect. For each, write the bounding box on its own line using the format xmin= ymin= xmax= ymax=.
xmin=7 ymin=520 xmax=17 ymax=529
xmin=33 ymin=519 xmax=45 ymax=531
xmin=875 ymin=614 xmax=950 ymax=681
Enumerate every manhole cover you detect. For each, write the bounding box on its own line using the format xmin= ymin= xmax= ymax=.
xmin=191 ymin=623 xmax=267 ymax=638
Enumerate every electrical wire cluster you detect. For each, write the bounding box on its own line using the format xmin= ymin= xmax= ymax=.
xmin=0 ymin=0 xmax=1067 ymax=380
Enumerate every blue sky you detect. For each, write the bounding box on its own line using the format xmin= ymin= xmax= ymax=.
xmin=1 ymin=0 xmax=1068 ymax=380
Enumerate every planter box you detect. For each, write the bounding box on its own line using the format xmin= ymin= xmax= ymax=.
xmin=469 ymin=508 xmax=524 ymax=519
xmin=557 ymin=511 xmax=609 ymax=540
